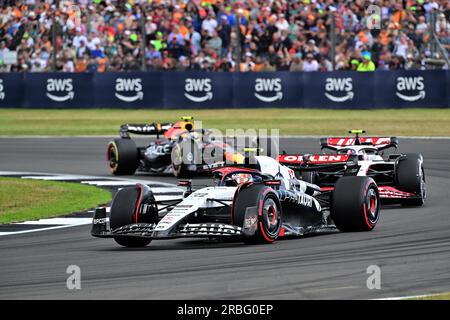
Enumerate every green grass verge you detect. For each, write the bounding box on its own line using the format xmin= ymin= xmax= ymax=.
xmin=0 ymin=177 xmax=111 ymax=224
xmin=1 ymin=108 xmax=450 ymax=136
xmin=405 ymin=292 xmax=450 ymax=300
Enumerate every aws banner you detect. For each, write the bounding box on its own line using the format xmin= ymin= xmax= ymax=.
xmin=1 ymin=71 xmax=449 ymax=109
xmin=93 ymin=73 xmax=163 ymax=108
xmin=163 ymin=72 xmax=233 ymax=108
xmin=374 ymin=70 xmax=448 ymax=108
xmin=0 ymin=73 xmax=24 ymax=107
xmin=233 ymin=72 xmax=302 ymax=108
xmin=23 ymin=73 xmax=93 ymax=108
xmin=302 ymin=72 xmax=375 ymax=109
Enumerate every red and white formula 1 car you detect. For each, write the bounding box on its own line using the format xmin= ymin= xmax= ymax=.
xmin=278 ymin=130 xmax=426 ymax=206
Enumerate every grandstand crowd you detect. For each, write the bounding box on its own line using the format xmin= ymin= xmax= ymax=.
xmin=0 ymin=0 xmax=449 ymax=72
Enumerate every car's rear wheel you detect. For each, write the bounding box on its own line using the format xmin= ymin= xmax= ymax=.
xmin=171 ymin=140 xmax=201 ymax=178
xmin=110 ymin=187 xmax=151 ymax=247
xmin=232 ymin=184 xmax=282 ymax=244
xmin=331 ymin=176 xmax=380 ymax=232
xmin=107 ymin=139 xmax=139 ymax=175
xmin=396 ymin=153 xmax=426 ymax=207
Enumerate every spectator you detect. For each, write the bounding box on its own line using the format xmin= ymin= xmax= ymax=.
xmin=357 ymin=51 xmax=376 ymax=72
xmin=202 ymin=12 xmax=218 ymax=37
xmin=0 ymin=0 xmax=448 ymax=72
xmin=208 ymin=31 xmax=222 ymax=57
xmin=303 ymin=53 xmax=319 ymax=72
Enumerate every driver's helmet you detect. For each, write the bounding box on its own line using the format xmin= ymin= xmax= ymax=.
xmin=231 ymin=173 xmax=253 ymax=185
xmin=346 ymin=149 xmax=357 ymax=156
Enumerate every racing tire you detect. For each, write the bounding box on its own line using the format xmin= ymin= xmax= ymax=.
xmin=396 ymin=153 xmax=426 ymax=207
xmin=110 ymin=187 xmax=151 ymax=247
xmin=331 ymin=176 xmax=380 ymax=232
xmin=107 ymin=139 xmax=139 ymax=175
xmin=171 ymin=140 xmax=200 ymax=179
xmin=232 ymin=184 xmax=282 ymax=244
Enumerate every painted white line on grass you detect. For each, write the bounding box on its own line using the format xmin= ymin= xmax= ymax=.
xmin=0 ymin=171 xmax=183 ymax=236
xmin=16 ymin=218 xmax=94 ymax=226
xmin=0 ymin=170 xmax=180 ymax=188
xmin=81 ymin=180 xmax=136 ymax=186
xmin=22 ymin=175 xmax=96 ymax=181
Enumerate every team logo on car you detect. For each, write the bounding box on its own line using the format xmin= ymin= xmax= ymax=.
xmin=324 ymin=77 xmax=354 ymax=102
xmin=396 ymin=76 xmax=425 ymax=101
xmin=184 ymin=78 xmax=213 ymax=102
xmin=115 ymin=78 xmax=144 ymax=102
xmin=46 ymin=78 xmax=74 ymax=102
xmin=254 ymin=78 xmax=283 ymax=102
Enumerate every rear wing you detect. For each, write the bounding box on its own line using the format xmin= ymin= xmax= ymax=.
xmin=120 ymin=122 xmax=173 ymax=138
xmin=320 ymin=136 xmax=399 ymax=151
xmin=277 ymin=154 xmax=358 ymax=171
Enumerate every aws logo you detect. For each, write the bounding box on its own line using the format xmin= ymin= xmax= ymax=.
xmin=46 ymin=79 xmax=74 ymax=102
xmin=0 ymin=79 xmax=4 ymax=100
xmin=396 ymin=77 xmax=425 ymax=101
xmin=184 ymin=78 xmax=212 ymax=102
xmin=115 ymin=78 xmax=143 ymax=102
xmin=254 ymin=78 xmax=283 ymax=102
xmin=324 ymin=78 xmax=354 ymax=102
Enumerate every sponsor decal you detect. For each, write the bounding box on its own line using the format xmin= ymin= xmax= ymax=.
xmin=278 ymin=154 xmax=349 ymax=164
xmin=0 ymin=79 xmax=4 ymax=100
xmin=278 ymin=190 xmax=322 ymax=211
xmin=115 ymin=78 xmax=143 ymax=102
xmin=327 ymin=137 xmax=391 ymax=147
xmin=184 ymin=78 xmax=213 ymax=102
xmin=145 ymin=143 xmax=171 ymax=156
xmin=46 ymin=78 xmax=74 ymax=102
xmin=298 ymin=194 xmax=313 ymax=207
xmin=395 ymin=76 xmax=425 ymax=101
xmin=254 ymin=78 xmax=283 ymax=102
xmin=93 ymin=218 xmax=107 ymax=225
xmin=324 ymin=77 xmax=354 ymax=102
xmin=180 ymin=223 xmax=242 ymax=235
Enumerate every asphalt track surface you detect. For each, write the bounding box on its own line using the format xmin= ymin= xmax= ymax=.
xmin=0 ymin=137 xmax=449 ymax=299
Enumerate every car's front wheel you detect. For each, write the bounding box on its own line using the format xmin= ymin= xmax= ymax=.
xmin=232 ymin=183 xmax=282 ymax=244
xmin=110 ymin=187 xmax=151 ymax=247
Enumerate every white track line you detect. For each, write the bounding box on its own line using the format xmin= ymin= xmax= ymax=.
xmin=375 ymin=293 xmax=447 ymax=300
xmin=0 ymin=171 xmax=182 ymax=236
xmin=0 ymin=223 xmax=93 ymax=236
xmin=0 ymin=170 xmax=180 ymax=187
xmin=80 ymin=180 xmax=136 ymax=186
xmin=15 ymin=218 xmax=94 ymax=226
xmin=22 ymin=175 xmax=97 ymax=181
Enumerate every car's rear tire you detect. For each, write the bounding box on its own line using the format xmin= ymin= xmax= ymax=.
xmin=396 ymin=153 xmax=426 ymax=207
xmin=232 ymin=184 xmax=282 ymax=244
xmin=107 ymin=139 xmax=139 ymax=175
xmin=331 ymin=176 xmax=380 ymax=232
xmin=110 ymin=187 xmax=151 ymax=247
xmin=171 ymin=140 xmax=200 ymax=178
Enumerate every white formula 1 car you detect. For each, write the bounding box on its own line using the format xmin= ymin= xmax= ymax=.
xmin=92 ymin=155 xmax=380 ymax=247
